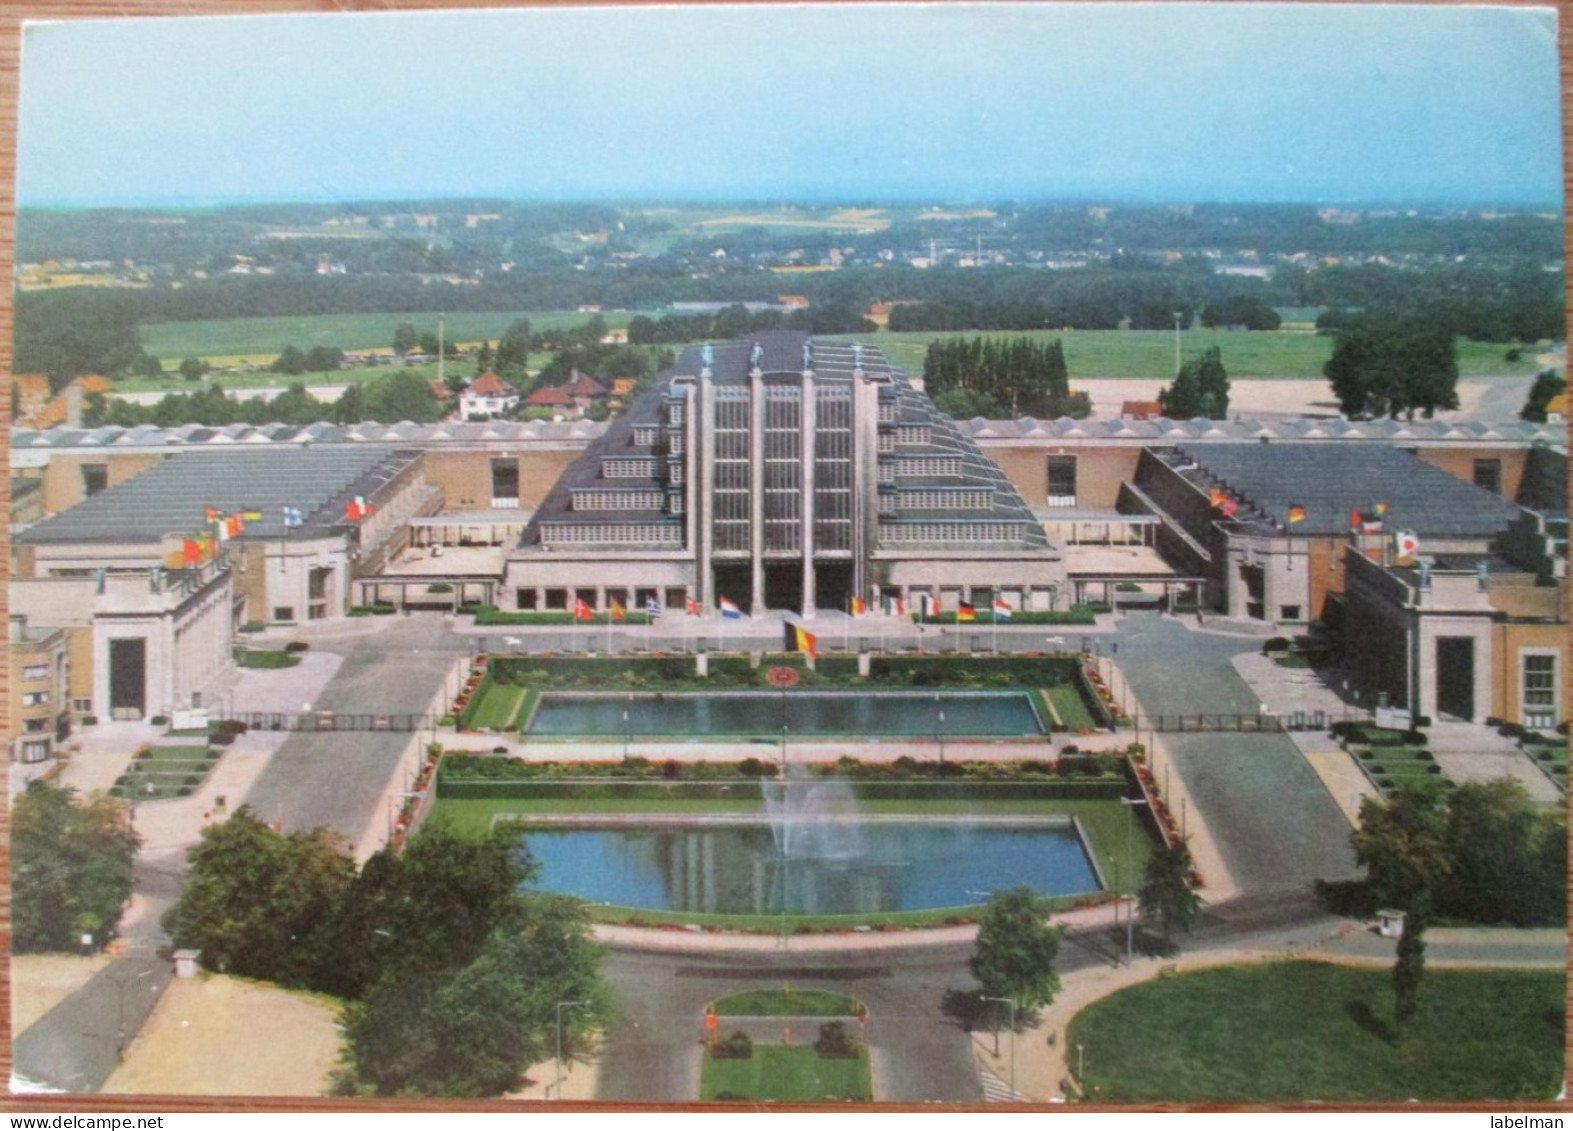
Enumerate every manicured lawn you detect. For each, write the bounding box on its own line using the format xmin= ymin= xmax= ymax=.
xmin=461 ymin=675 xmax=526 ymax=730
xmin=236 ymin=649 xmax=301 ymax=669
xmin=712 ymin=989 xmax=859 ymax=1017
xmin=701 ymin=1044 xmax=871 ymax=1102
xmin=847 ymin=329 xmax=1542 ymax=382
xmin=114 ymin=744 xmax=221 ymax=800
xmin=1046 ymin=685 xmax=1098 ymax=731
xmin=1067 ymin=962 xmax=1565 ymax=1101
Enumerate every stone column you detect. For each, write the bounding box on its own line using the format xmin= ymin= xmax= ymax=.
xmin=800 ymin=369 xmax=817 ymax=618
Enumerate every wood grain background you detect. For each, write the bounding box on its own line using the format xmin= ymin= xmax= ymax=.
xmin=0 ymin=0 xmax=1565 ymax=1115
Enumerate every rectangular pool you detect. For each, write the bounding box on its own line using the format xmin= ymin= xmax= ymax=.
xmin=524 ymin=690 xmax=1045 ymax=737
xmin=518 ymin=818 xmax=1098 ymax=914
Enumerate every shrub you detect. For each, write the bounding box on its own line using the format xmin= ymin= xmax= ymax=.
xmin=1263 ymin=637 xmax=1291 ymax=654
xmin=662 ymin=759 xmax=681 ymax=780
xmin=211 ymin=732 xmax=236 ymax=747
xmin=178 ymin=786 xmax=193 ymax=797
xmin=284 ymin=641 xmax=310 ymax=653
xmin=712 ymin=1031 xmax=754 ymax=1060
xmin=239 ymin=620 xmax=266 ymax=633
xmin=427 ymin=583 xmax=454 ymax=594
xmin=150 ymin=715 xmax=168 ymax=726
xmin=216 ymin=718 xmax=248 ymax=735
xmin=814 ymin=1021 xmax=860 ymax=1060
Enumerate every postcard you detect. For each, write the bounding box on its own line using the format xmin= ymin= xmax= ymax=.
xmin=6 ymin=1 xmax=1566 ymax=1110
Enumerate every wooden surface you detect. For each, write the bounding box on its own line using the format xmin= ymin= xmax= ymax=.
xmin=0 ymin=0 xmax=1566 ymax=1114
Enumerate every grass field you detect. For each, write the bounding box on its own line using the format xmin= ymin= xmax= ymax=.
xmin=139 ymin=310 xmax=634 ymax=363
xmin=834 ymin=329 xmax=1542 ymax=381
xmin=460 ymin=675 xmax=527 ymax=730
xmin=701 ymin=1044 xmax=872 ymax=1102
xmin=712 ymin=989 xmax=859 ymax=1017
xmin=1046 ymin=685 xmax=1098 ymax=731
xmin=1067 ymin=962 xmax=1566 ymax=1101
xmin=113 ymin=744 xmax=219 ymax=800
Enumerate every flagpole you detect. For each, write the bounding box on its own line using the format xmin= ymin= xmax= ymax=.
xmin=992 ymin=586 xmax=999 ymax=655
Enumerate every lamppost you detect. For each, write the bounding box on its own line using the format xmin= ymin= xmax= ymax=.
xmin=1173 ymin=311 xmax=1183 ymax=375
xmin=780 ymin=724 xmax=788 ymax=777
xmin=1120 ymin=796 xmax=1149 ymax=964
xmin=979 ymin=994 xmax=1018 ymax=1099
xmin=554 ymin=999 xmax=587 ymax=1100
xmin=935 ymin=694 xmax=945 ymax=764
xmin=623 ymin=706 xmax=631 ymax=762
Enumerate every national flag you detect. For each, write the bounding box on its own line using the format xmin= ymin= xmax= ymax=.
xmin=213 ymin=520 xmax=229 ymax=543
xmin=1362 ymin=518 xmax=1384 ymax=534
xmin=919 ymin=593 xmax=938 ymax=617
xmin=1373 ymin=501 xmax=1389 ymax=517
xmin=573 ymin=598 xmax=593 ymax=620
xmin=957 ymin=602 xmax=976 ymax=622
xmin=199 ymin=532 xmax=216 ymax=560
xmin=282 ymin=506 xmax=303 ymax=528
xmin=345 ymin=496 xmax=374 ymax=521
xmin=1218 ymin=496 xmax=1238 ymax=519
xmin=1287 ymin=504 xmax=1306 ymax=525
xmin=646 ymin=597 xmax=663 ymax=617
xmin=1350 ymin=507 xmax=1362 ymax=531
xmin=719 ymin=597 xmax=743 ymax=619
xmin=242 ymin=510 xmax=264 ymax=522
xmin=226 ymin=513 xmax=244 ymax=537
xmin=784 ymin=621 xmax=818 ymax=658
xmin=1394 ymin=530 xmax=1420 ymax=557
xmin=204 ymin=506 xmax=220 ymax=523
xmin=685 ymin=596 xmax=701 ymax=616
xmin=850 ymin=596 xmax=866 ymax=616
xmin=181 ymin=537 xmax=201 ymax=566
xmin=883 ymin=595 xmax=906 ymax=616
xmin=610 ymin=598 xmax=626 ymax=621
xmin=1208 ymin=488 xmax=1227 ymax=508
xmin=993 ymin=596 xmax=1013 ymax=621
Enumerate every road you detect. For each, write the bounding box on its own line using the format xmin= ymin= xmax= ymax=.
xmin=1111 ymin=613 xmax=1361 ymax=893
xmin=243 ymin=615 xmax=468 ymax=840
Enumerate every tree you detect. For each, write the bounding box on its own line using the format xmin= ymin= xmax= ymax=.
xmin=392 ymin=322 xmax=419 ymax=356
xmin=495 ymin=318 xmax=533 ymax=377
xmin=346 ymin=896 xmax=609 ymax=1097
xmin=367 ymin=370 xmax=442 ymax=423
xmin=1351 ymin=782 xmax=1450 ymax=1028
xmin=1324 ymin=317 xmax=1459 ymax=420
xmin=1519 ymin=370 xmax=1566 ymax=422
xmin=1439 ymin=779 xmax=1562 ymax=927
xmin=1158 ymin=346 xmax=1230 ymax=419
xmin=304 ymin=345 xmax=344 ymax=373
xmin=270 ymin=345 xmax=308 ymax=375
xmin=178 ymin=358 xmax=208 ymax=382
xmin=1200 ymin=295 xmax=1281 ymax=331
xmin=970 ymin=887 xmax=1062 ymax=1011
xmin=161 ymin=807 xmax=355 ymax=988
xmin=12 ymin=781 xmax=139 ymax=953
xmin=1138 ymin=838 xmax=1202 ymax=950
xmin=933 ymin=387 xmax=1005 ymax=419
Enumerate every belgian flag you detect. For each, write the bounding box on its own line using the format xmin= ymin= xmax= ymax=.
xmin=784 ymin=621 xmax=818 ymax=658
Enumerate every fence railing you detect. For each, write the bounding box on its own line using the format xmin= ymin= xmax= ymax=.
xmin=1134 ymin=710 xmax=1333 ymax=734
xmin=230 ymin=711 xmax=434 ymax=733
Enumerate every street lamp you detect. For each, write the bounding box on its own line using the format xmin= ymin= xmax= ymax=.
xmin=980 ymin=995 xmax=1018 ymax=1099
xmin=1120 ymin=796 xmax=1149 ymax=964
xmin=555 ymin=999 xmax=587 ymax=1100
xmin=935 ymin=694 xmax=945 ymax=764
xmin=623 ymin=706 xmax=631 ymax=762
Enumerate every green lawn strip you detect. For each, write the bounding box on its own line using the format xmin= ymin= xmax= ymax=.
xmin=1067 ymin=962 xmax=1565 ymax=1101
xmin=701 ymin=1044 xmax=871 ymax=1102
xmin=1046 ymin=685 xmax=1097 ymax=731
xmin=465 ymin=681 xmax=526 ymax=730
xmin=236 ymin=649 xmax=301 ymax=669
xmin=711 ymin=990 xmax=859 ymax=1017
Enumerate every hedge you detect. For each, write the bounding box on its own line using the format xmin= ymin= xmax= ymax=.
xmin=483 ymin=654 xmax=1087 ymax=691
xmin=436 ymin=776 xmax=1129 ymax=803
xmin=472 ymin=605 xmax=652 ymax=627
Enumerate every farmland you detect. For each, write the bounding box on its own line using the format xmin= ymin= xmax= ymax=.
xmin=841 ymin=328 xmax=1543 ymax=382
xmin=139 ymin=310 xmax=633 ymax=364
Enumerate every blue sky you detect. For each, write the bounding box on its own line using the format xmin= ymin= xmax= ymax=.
xmin=16 ymin=3 xmax=1564 ymax=208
